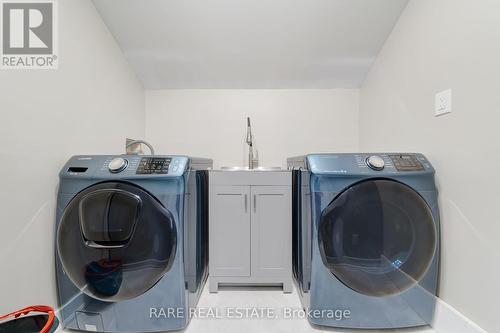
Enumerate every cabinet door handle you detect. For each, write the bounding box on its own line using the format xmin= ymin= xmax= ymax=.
xmin=244 ymin=194 xmax=248 ymax=213
xmin=253 ymin=195 xmax=257 ymax=213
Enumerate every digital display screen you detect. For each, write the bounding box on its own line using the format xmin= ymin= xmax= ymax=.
xmin=389 ymin=154 xmax=424 ymax=171
xmin=136 ymin=157 xmax=171 ymax=174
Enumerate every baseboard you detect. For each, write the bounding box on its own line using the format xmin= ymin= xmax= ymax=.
xmin=432 ymin=299 xmax=488 ymax=333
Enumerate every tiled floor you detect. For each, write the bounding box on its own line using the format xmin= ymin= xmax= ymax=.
xmin=187 ymin=285 xmax=435 ymax=333
xmin=58 ymin=285 xmax=436 ymax=333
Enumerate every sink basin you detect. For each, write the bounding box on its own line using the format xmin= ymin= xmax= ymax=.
xmin=220 ymin=166 xmax=282 ymax=171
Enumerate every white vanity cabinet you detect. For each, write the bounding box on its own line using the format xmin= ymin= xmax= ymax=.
xmin=208 ymin=171 xmax=292 ymax=293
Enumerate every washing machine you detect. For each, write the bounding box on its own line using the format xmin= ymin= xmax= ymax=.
xmin=288 ymin=153 xmax=440 ymax=329
xmin=55 ymin=154 xmax=212 ymax=332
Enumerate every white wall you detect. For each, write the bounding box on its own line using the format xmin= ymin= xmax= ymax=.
xmin=146 ymin=89 xmax=359 ymax=168
xmin=359 ymin=0 xmax=499 ymax=332
xmin=0 ymin=0 xmax=144 ymax=313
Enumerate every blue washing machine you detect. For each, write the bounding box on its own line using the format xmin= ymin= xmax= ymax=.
xmin=288 ymin=153 xmax=440 ymax=329
xmin=55 ymin=155 xmax=212 ymax=332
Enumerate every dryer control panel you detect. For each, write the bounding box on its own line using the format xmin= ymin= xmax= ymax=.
xmin=306 ymin=153 xmax=433 ymax=176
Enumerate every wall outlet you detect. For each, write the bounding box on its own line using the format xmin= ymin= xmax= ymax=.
xmin=435 ymin=89 xmax=452 ymax=116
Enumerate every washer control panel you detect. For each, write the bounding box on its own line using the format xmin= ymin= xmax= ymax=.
xmin=62 ymin=155 xmax=190 ymax=179
xmin=389 ymin=154 xmax=424 ymax=171
xmin=136 ymin=157 xmax=171 ymax=174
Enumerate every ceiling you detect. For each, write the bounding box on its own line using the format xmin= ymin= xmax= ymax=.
xmin=92 ymin=0 xmax=409 ymax=89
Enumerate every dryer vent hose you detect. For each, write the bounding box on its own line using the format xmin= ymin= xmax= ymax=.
xmin=126 ymin=140 xmax=155 ymax=155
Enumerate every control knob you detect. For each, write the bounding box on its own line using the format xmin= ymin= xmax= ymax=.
xmin=366 ymin=155 xmax=385 ymax=171
xmin=108 ymin=157 xmax=128 ymax=173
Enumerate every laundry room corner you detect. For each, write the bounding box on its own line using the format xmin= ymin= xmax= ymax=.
xmin=358 ymin=0 xmax=500 ymax=332
xmin=0 ymin=0 xmax=145 ymax=316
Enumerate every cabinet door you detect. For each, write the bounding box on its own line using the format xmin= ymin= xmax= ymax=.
xmin=251 ymin=186 xmax=292 ymax=277
xmin=209 ymin=185 xmax=251 ymax=277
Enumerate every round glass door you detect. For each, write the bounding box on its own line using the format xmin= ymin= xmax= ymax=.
xmin=57 ymin=182 xmax=177 ymax=302
xmin=318 ymin=179 xmax=436 ymax=297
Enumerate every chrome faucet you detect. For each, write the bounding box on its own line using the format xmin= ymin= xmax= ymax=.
xmin=246 ymin=117 xmax=255 ymax=169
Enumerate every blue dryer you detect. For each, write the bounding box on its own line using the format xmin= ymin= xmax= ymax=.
xmin=288 ymin=153 xmax=440 ymax=329
xmin=55 ymin=155 xmax=212 ymax=332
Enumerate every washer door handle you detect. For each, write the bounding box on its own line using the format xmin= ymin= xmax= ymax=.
xmin=84 ymin=240 xmax=127 ymax=249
